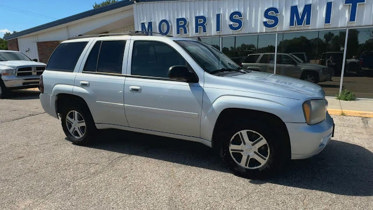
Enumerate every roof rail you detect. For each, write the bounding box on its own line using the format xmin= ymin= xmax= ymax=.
xmin=68 ymin=31 xmax=172 ymax=40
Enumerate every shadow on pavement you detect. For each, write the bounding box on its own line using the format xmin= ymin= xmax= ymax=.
xmin=5 ymin=89 xmax=40 ymax=100
xmin=89 ymin=130 xmax=372 ymax=196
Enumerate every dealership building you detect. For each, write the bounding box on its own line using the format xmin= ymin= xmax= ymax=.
xmin=5 ymin=0 xmax=373 ymax=97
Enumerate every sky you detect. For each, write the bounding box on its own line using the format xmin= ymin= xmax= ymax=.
xmin=0 ymin=0 xmax=103 ymax=38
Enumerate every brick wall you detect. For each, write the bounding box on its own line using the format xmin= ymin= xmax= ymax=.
xmin=37 ymin=41 xmax=60 ymax=63
xmin=7 ymin=39 xmax=19 ymax=51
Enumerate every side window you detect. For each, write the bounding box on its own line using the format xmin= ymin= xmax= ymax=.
xmin=278 ymin=55 xmax=295 ymax=65
xmin=243 ymin=55 xmax=260 ymax=63
xmin=259 ymin=54 xmax=274 ymax=64
xmin=47 ymin=42 xmax=87 ymax=72
xmin=131 ymin=41 xmax=187 ymax=78
xmin=84 ymin=42 xmax=101 ymax=72
xmin=83 ymin=40 xmax=126 ymax=74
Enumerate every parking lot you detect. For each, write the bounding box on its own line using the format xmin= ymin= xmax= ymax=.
xmin=0 ymin=89 xmax=372 ymax=209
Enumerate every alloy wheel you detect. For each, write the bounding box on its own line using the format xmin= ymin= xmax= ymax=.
xmin=65 ymin=110 xmax=87 ymax=139
xmin=229 ymin=129 xmax=270 ymax=169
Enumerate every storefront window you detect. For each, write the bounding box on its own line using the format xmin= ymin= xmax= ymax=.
xmin=342 ymin=28 xmax=373 ymax=98
xmin=222 ymin=34 xmax=275 ymax=69
xmin=200 ymin=36 xmax=220 ymax=50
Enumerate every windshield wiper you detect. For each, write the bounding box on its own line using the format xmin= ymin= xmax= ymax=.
xmin=210 ymin=67 xmax=247 ymax=75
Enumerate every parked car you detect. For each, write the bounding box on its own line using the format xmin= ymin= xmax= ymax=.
xmin=359 ymin=51 xmax=373 ymax=70
xmin=40 ymin=34 xmax=334 ymax=179
xmin=0 ymin=50 xmax=46 ymax=98
xmin=242 ymin=53 xmax=332 ymax=83
xmin=320 ymin=52 xmax=361 ymax=76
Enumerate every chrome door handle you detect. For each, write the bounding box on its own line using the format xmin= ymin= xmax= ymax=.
xmin=129 ymin=86 xmax=141 ymax=92
xmin=80 ymin=81 xmax=90 ymax=87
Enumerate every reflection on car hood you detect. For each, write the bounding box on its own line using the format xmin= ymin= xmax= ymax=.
xmin=226 ymin=71 xmax=324 ymax=98
xmin=0 ymin=60 xmax=46 ymax=68
xmin=299 ymin=63 xmax=326 ymax=69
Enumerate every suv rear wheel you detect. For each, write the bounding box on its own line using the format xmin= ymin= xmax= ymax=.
xmin=220 ymin=119 xmax=287 ymax=179
xmin=60 ymin=103 xmax=96 ymax=145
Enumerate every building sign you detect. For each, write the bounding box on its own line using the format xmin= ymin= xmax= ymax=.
xmin=134 ymin=0 xmax=372 ymax=37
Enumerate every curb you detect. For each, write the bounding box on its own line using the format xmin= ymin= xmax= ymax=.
xmin=328 ymin=109 xmax=373 ymax=118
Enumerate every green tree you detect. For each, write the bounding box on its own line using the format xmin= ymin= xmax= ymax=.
xmin=93 ymin=0 xmax=120 ymax=9
xmin=0 ymin=32 xmax=11 ymax=50
xmin=0 ymin=38 xmax=7 ymax=50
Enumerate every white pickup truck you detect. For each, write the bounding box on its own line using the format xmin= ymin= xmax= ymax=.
xmin=39 ymin=34 xmax=334 ymax=178
xmin=0 ymin=50 xmax=46 ymax=98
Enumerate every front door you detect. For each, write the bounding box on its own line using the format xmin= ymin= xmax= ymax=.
xmin=124 ymin=40 xmax=203 ymax=137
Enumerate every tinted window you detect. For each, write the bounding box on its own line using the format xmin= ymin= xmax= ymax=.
xmin=83 ymin=40 xmax=126 ymax=74
xmin=259 ymin=54 xmax=274 ymax=64
xmin=131 ymin=41 xmax=186 ymax=78
xmin=47 ymin=42 xmax=87 ymax=72
xmin=243 ymin=55 xmax=260 ymax=63
xmin=97 ymin=41 xmax=126 ymax=74
xmin=84 ymin=42 xmax=101 ymax=72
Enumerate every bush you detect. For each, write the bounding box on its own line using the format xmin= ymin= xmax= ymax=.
xmin=337 ymin=89 xmax=356 ymax=101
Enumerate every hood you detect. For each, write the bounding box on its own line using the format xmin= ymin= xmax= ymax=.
xmin=0 ymin=60 xmax=46 ymax=68
xmin=217 ymin=71 xmax=324 ymax=99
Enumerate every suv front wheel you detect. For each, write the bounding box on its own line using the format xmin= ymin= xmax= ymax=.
xmin=60 ymin=103 xmax=97 ymax=145
xmin=220 ymin=119 xmax=287 ymax=179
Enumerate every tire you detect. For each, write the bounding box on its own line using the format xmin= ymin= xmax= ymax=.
xmin=303 ymin=72 xmax=319 ymax=83
xmin=0 ymin=79 xmax=8 ymax=99
xmin=60 ymin=102 xmax=97 ymax=145
xmin=219 ymin=119 xmax=288 ymax=179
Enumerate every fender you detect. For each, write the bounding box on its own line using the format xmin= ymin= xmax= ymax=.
xmin=45 ymin=84 xmax=76 ymax=118
xmin=201 ymin=95 xmax=304 ymax=141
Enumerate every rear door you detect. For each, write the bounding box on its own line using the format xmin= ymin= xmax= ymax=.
xmin=74 ymin=39 xmax=129 ymax=126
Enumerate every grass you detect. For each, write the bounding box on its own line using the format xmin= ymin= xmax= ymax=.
xmin=337 ymin=89 xmax=356 ymax=101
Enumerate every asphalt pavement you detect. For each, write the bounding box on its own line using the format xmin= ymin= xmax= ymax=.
xmin=0 ymin=89 xmax=372 ymax=209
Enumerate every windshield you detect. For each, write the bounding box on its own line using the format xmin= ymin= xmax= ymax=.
xmin=176 ymin=40 xmax=240 ymax=73
xmin=0 ymin=51 xmax=31 ymax=61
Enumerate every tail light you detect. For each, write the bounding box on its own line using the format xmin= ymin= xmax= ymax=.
xmin=39 ymin=75 xmax=44 ymax=93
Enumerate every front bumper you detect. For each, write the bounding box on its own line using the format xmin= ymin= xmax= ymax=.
xmin=2 ymin=75 xmax=40 ymax=89
xmin=286 ymin=113 xmax=334 ymax=159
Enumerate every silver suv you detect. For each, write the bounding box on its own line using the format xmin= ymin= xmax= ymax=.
xmin=242 ymin=53 xmax=332 ymax=83
xmin=40 ymin=34 xmax=334 ymax=178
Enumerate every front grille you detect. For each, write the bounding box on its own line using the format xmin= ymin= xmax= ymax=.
xmin=17 ymin=67 xmax=33 ymax=76
xmin=36 ymin=67 xmax=45 ymax=75
xmin=16 ymin=66 xmax=45 ymax=76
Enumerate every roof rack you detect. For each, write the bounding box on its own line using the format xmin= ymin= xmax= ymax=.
xmin=68 ymin=31 xmax=172 ymax=40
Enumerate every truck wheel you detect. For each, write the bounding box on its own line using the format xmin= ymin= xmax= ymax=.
xmin=303 ymin=72 xmax=319 ymax=83
xmin=220 ymin=119 xmax=287 ymax=179
xmin=0 ymin=79 xmax=8 ymax=99
xmin=60 ymin=103 xmax=97 ymax=145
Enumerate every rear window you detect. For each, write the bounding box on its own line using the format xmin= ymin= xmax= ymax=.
xmin=47 ymin=42 xmax=87 ymax=72
xmin=259 ymin=54 xmax=274 ymax=64
xmin=243 ymin=55 xmax=260 ymax=63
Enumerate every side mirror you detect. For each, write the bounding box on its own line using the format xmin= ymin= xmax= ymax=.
xmin=168 ymin=66 xmax=198 ymax=83
xmin=32 ymin=59 xmax=38 ymax=62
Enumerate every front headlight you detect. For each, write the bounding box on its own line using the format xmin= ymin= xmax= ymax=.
xmin=0 ymin=69 xmax=15 ymax=76
xmin=303 ymin=99 xmax=327 ymax=125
